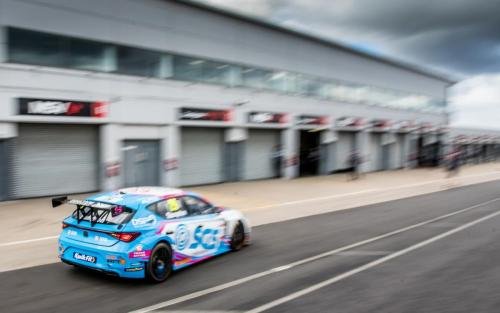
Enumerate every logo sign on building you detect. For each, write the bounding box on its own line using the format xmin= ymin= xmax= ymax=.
xmin=18 ymin=98 xmax=108 ymax=117
xmin=392 ymin=120 xmax=417 ymax=132
xmin=370 ymin=119 xmax=392 ymax=130
xmin=248 ymin=111 xmax=287 ymax=124
xmin=296 ymin=115 xmax=329 ymax=126
xmin=179 ymin=108 xmax=231 ymax=122
xmin=336 ymin=116 xmax=365 ymax=128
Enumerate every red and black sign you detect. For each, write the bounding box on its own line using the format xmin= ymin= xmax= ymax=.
xmin=370 ymin=119 xmax=392 ymax=129
xmin=179 ymin=108 xmax=231 ymax=122
xmin=336 ymin=116 xmax=365 ymax=128
xmin=296 ymin=115 xmax=329 ymax=126
xmin=248 ymin=111 xmax=287 ymax=124
xmin=18 ymin=98 xmax=108 ymax=117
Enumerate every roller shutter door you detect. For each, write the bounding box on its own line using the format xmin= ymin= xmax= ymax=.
xmin=12 ymin=124 xmax=99 ymax=198
xmin=180 ymin=128 xmax=224 ymax=186
xmin=244 ymin=130 xmax=280 ymax=180
xmin=335 ymin=132 xmax=356 ymax=170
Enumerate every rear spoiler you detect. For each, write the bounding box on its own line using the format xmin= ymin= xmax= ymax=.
xmin=51 ymin=196 xmax=114 ymax=209
xmin=52 ymin=196 xmax=126 ymax=226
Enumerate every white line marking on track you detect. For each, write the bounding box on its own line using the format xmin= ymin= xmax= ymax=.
xmin=246 ymin=208 xmax=500 ymax=313
xmin=0 ymin=235 xmax=58 ymax=247
xmin=251 ymin=189 xmax=380 ymax=210
xmin=128 ymin=197 xmax=500 ymax=313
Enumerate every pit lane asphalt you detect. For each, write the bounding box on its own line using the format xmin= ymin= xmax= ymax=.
xmin=2 ymin=180 xmax=500 ymax=313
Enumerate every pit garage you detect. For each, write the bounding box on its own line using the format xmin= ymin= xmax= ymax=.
xmin=11 ymin=124 xmax=99 ymax=198
xmin=180 ymin=127 xmax=225 ymax=186
xmin=334 ymin=131 xmax=357 ymax=171
xmin=243 ymin=129 xmax=281 ymax=180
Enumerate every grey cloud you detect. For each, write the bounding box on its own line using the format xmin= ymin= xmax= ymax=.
xmin=195 ymin=0 xmax=500 ymax=77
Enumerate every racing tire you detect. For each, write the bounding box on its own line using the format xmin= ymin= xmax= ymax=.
xmin=230 ymin=221 xmax=245 ymax=251
xmin=146 ymin=243 xmax=173 ymax=283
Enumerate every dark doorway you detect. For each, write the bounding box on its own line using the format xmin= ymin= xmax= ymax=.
xmin=299 ymin=130 xmax=320 ymax=176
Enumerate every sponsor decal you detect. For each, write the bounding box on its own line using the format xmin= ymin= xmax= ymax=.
xmin=129 ymin=250 xmax=151 ymax=258
xmin=66 ymin=229 xmax=77 ymax=237
xmin=163 ymin=158 xmax=178 ymax=171
xmin=94 ymin=235 xmax=109 ymax=243
xmin=296 ymin=115 xmax=329 ymax=126
xmin=125 ymin=267 xmax=144 ymax=272
xmin=189 ymin=227 xmax=221 ymax=250
xmin=248 ymin=112 xmax=287 ymax=124
xmin=179 ymin=108 xmax=231 ymax=122
xmin=18 ymin=98 xmax=108 ymax=117
xmin=105 ymin=162 xmax=121 ymax=178
xmin=131 ymin=215 xmax=156 ymax=227
xmin=175 ymin=224 xmax=190 ymax=251
xmin=73 ymin=252 xmax=96 ymax=263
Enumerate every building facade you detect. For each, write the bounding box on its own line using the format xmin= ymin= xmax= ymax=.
xmin=0 ymin=0 xmax=464 ymax=199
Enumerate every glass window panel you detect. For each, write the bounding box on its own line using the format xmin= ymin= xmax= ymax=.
xmin=7 ymin=28 xmax=66 ymax=67
xmin=116 ymin=46 xmax=162 ymax=77
xmin=200 ymin=60 xmax=232 ymax=85
xmin=295 ymin=74 xmax=324 ymax=97
xmin=173 ymin=55 xmax=203 ymax=80
xmin=268 ymin=71 xmax=288 ymax=92
xmin=68 ymin=38 xmax=107 ymax=71
xmin=241 ymin=67 xmax=273 ymax=89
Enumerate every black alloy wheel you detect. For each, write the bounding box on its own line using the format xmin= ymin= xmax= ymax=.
xmin=230 ymin=221 xmax=245 ymax=251
xmin=146 ymin=243 xmax=173 ymax=283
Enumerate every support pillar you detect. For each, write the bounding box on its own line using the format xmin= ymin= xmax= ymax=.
xmin=100 ymin=124 xmax=122 ymax=191
xmin=283 ymin=128 xmax=299 ymax=179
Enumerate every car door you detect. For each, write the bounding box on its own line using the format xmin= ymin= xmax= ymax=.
xmin=180 ymin=195 xmax=228 ymax=258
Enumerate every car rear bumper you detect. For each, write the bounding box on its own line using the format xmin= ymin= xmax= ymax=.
xmin=59 ymin=236 xmax=146 ymax=279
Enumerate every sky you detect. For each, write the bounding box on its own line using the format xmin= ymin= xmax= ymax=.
xmin=194 ymin=0 xmax=500 ymax=130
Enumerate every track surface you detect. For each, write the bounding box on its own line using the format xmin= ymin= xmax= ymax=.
xmin=2 ymin=180 xmax=500 ymax=313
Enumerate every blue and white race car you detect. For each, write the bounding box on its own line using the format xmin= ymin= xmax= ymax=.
xmin=54 ymin=187 xmax=251 ymax=282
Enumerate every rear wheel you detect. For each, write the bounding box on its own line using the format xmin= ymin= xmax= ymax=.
xmin=230 ymin=221 xmax=245 ymax=251
xmin=146 ymin=243 xmax=172 ymax=283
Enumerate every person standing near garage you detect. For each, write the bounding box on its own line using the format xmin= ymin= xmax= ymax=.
xmin=346 ymin=149 xmax=362 ymax=180
xmin=271 ymin=144 xmax=284 ymax=178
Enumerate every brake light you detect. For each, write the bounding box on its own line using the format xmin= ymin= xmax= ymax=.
xmin=62 ymin=222 xmax=69 ymax=229
xmin=110 ymin=232 xmax=140 ymax=242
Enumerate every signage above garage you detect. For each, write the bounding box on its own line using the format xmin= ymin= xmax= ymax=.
xmin=18 ymin=98 xmax=108 ymax=118
xmin=335 ymin=116 xmax=365 ymax=129
xmin=179 ymin=108 xmax=231 ymax=122
xmin=248 ymin=111 xmax=287 ymax=124
xmin=296 ymin=115 xmax=329 ymax=126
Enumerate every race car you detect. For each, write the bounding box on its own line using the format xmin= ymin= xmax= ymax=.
xmin=53 ymin=187 xmax=251 ymax=282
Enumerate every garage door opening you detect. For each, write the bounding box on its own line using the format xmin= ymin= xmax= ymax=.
xmin=180 ymin=128 xmax=224 ymax=186
xmin=12 ymin=124 xmax=99 ymax=198
xmin=123 ymin=140 xmax=160 ymax=187
xmin=243 ymin=130 xmax=281 ymax=180
xmin=299 ymin=130 xmax=320 ymax=176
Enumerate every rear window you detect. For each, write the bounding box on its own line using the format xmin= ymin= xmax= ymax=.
xmin=71 ymin=206 xmax=134 ymax=225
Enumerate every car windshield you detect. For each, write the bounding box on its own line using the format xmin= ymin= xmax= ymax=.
xmin=71 ymin=205 xmax=134 ymax=225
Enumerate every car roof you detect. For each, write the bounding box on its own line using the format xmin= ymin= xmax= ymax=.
xmin=86 ymin=186 xmax=188 ymax=208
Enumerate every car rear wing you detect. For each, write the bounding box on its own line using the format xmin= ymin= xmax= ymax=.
xmin=52 ymin=196 xmax=130 ymax=226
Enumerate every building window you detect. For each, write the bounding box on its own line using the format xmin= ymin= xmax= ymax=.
xmin=8 ymin=28 xmax=66 ymax=67
xmin=67 ymin=38 xmax=107 ymax=71
xmin=241 ymin=67 xmax=274 ymax=89
xmin=7 ymin=27 xmax=108 ymax=71
xmin=115 ymin=46 xmax=162 ymax=77
xmin=173 ymin=55 xmax=232 ymax=85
